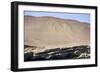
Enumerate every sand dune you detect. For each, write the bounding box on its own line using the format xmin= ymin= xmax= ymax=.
xmin=24 ymin=16 xmax=90 ymax=51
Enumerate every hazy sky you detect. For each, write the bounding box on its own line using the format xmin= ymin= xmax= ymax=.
xmin=24 ymin=11 xmax=90 ymax=23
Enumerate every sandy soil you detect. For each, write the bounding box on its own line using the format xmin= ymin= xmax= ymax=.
xmin=24 ymin=16 xmax=90 ymax=53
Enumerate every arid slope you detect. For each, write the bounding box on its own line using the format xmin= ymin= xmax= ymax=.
xmin=24 ymin=16 xmax=90 ymax=52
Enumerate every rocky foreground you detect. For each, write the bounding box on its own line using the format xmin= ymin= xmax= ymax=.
xmin=24 ymin=45 xmax=90 ymax=61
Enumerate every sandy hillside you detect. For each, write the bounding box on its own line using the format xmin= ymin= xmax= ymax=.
xmin=24 ymin=16 xmax=90 ymax=51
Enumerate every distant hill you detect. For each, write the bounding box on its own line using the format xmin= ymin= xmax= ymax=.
xmin=24 ymin=16 xmax=90 ymax=52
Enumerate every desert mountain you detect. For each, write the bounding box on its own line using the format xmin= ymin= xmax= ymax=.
xmin=24 ymin=16 xmax=90 ymax=52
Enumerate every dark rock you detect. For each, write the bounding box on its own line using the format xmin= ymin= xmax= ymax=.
xmin=24 ymin=52 xmax=33 ymax=61
xmin=24 ymin=45 xmax=90 ymax=61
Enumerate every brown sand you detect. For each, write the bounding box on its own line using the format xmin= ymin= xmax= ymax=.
xmin=24 ymin=16 xmax=90 ymax=53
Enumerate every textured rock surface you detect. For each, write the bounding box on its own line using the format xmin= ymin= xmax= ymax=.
xmin=24 ymin=45 xmax=90 ymax=61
